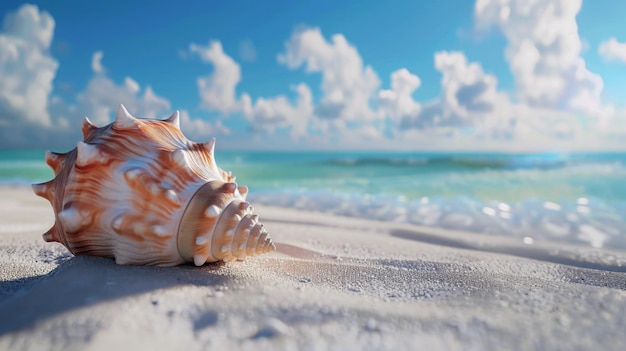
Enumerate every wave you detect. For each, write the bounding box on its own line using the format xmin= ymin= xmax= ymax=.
xmin=315 ymin=153 xmax=583 ymax=170
xmin=249 ymin=188 xmax=626 ymax=251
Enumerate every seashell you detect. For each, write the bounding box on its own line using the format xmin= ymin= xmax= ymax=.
xmin=32 ymin=104 xmax=275 ymax=266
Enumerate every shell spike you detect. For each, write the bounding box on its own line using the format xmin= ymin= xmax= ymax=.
xmin=239 ymin=201 xmax=250 ymax=211
xmin=114 ymin=104 xmax=138 ymax=129
xmin=58 ymin=207 xmax=85 ymax=234
xmin=81 ymin=116 xmax=97 ymax=139
xmin=164 ymin=110 xmax=180 ymax=129
xmin=32 ymin=180 xmax=54 ymax=200
xmin=76 ymin=141 xmax=101 ymax=167
xmin=238 ymin=185 xmax=248 ymax=200
xmin=42 ymin=226 xmax=58 ymax=242
xmin=223 ymin=182 xmax=237 ymax=194
xmin=45 ymin=150 xmax=67 ymax=174
xmin=204 ymin=137 xmax=216 ymax=155
xmin=170 ymin=149 xmax=187 ymax=167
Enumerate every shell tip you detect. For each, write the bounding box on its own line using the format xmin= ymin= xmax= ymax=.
xmin=32 ymin=182 xmax=49 ymax=199
xmin=165 ymin=189 xmax=178 ymax=203
xmin=239 ymin=201 xmax=250 ymax=211
xmin=42 ymin=226 xmax=58 ymax=242
xmin=195 ymin=236 xmax=208 ymax=246
xmin=165 ymin=110 xmax=180 ymax=128
xmin=114 ymin=104 xmax=138 ymax=128
xmin=170 ymin=149 xmax=187 ymax=167
xmin=81 ymin=116 xmax=97 ymax=139
xmin=238 ymin=186 xmax=249 ymax=200
xmin=193 ymin=255 xmax=205 ymax=266
xmin=151 ymin=225 xmax=169 ymax=237
xmin=223 ymin=182 xmax=237 ymax=194
xmin=58 ymin=207 xmax=83 ymax=234
xmin=205 ymin=205 xmax=221 ymax=218
xmin=44 ymin=151 xmax=64 ymax=173
xmin=75 ymin=141 xmax=101 ymax=167
xmin=203 ymin=137 xmax=216 ymax=155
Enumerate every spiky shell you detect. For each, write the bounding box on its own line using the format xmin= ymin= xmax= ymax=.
xmin=32 ymin=104 xmax=275 ymax=266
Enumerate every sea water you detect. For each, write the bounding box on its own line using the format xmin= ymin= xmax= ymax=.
xmin=2 ymin=149 xmax=625 ymax=251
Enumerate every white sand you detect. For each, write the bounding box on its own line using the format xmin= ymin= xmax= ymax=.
xmin=1 ymin=185 xmax=625 ymax=350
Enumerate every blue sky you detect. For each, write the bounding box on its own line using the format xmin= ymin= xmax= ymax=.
xmin=1 ymin=0 xmax=626 ymax=151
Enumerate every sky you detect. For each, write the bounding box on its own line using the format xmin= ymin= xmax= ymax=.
xmin=1 ymin=0 xmax=626 ymax=152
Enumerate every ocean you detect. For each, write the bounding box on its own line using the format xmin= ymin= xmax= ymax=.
xmin=2 ymin=149 xmax=625 ymax=251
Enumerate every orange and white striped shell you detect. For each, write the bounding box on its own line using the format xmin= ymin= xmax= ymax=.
xmin=32 ymin=104 xmax=275 ymax=266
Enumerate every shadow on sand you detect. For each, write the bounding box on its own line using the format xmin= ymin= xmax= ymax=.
xmin=390 ymin=228 xmax=626 ymax=274
xmin=0 ymin=256 xmax=228 ymax=336
xmin=2 ymin=233 xmax=624 ymax=337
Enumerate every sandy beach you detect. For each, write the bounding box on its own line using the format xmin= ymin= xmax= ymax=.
xmin=1 ymin=185 xmax=625 ymax=351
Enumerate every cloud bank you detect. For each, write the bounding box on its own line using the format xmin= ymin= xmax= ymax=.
xmin=1 ymin=1 xmax=625 ymax=151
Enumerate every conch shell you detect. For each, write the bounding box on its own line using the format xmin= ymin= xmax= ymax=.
xmin=32 ymin=104 xmax=275 ymax=266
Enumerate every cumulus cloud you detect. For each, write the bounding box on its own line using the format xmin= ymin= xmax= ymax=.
xmin=3 ymin=1 xmax=624 ymax=151
xmin=76 ymin=52 xmax=171 ymax=125
xmin=475 ymin=0 xmax=605 ymax=117
xmin=188 ymin=40 xmax=314 ymax=138
xmin=77 ymin=54 xmax=229 ymax=141
xmin=435 ymin=51 xmax=498 ymax=118
xmin=278 ymin=28 xmax=380 ymax=121
xmin=180 ymin=109 xmax=230 ymax=140
xmin=598 ymin=37 xmax=626 ymax=63
xmin=242 ymin=83 xmax=313 ymax=137
xmin=190 ymin=41 xmax=242 ymax=113
xmin=0 ymin=4 xmax=57 ymax=127
xmin=378 ymin=68 xmax=422 ymax=122
xmin=400 ymin=51 xmax=500 ymax=130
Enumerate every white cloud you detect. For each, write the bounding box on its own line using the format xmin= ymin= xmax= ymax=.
xmin=180 ymin=109 xmax=230 ymax=139
xmin=378 ymin=68 xmax=422 ymax=122
xmin=400 ymin=51 xmax=500 ymax=130
xmin=598 ymin=37 xmax=626 ymax=63
xmin=76 ymin=52 xmax=171 ymax=125
xmin=242 ymin=83 xmax=313 ymax=138
xmin=188 ymin=40 xmax=314 ymax=138
xmin=2 ymin=2 xmax=625 ymax=151
xmin=190 ymin=41 xmax=242 ymax=113
xmin=435 ymin=51 xmax=498 ymax=119
xmin=0 ymin=4 xmax=57 ymax=126
xmin=278 ymin=28 xmax=380 ymax=121
xmin=475 ymin=0 xmax=605 ymax=117
xmin=395 ymin=50 xmax=599 ymax=146
xmin=91 ymin=50 xmax=104 ymax=73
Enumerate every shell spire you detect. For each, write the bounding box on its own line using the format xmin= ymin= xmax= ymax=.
xmin=33 ymin=105 xmax=275 ymax=266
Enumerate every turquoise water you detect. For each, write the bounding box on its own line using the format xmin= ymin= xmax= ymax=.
xmin=2 ymin=149 xmax=626 ymax=250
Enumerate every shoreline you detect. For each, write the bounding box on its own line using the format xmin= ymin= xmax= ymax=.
xmin=1 ymin=185 xmax=626 ymax=350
